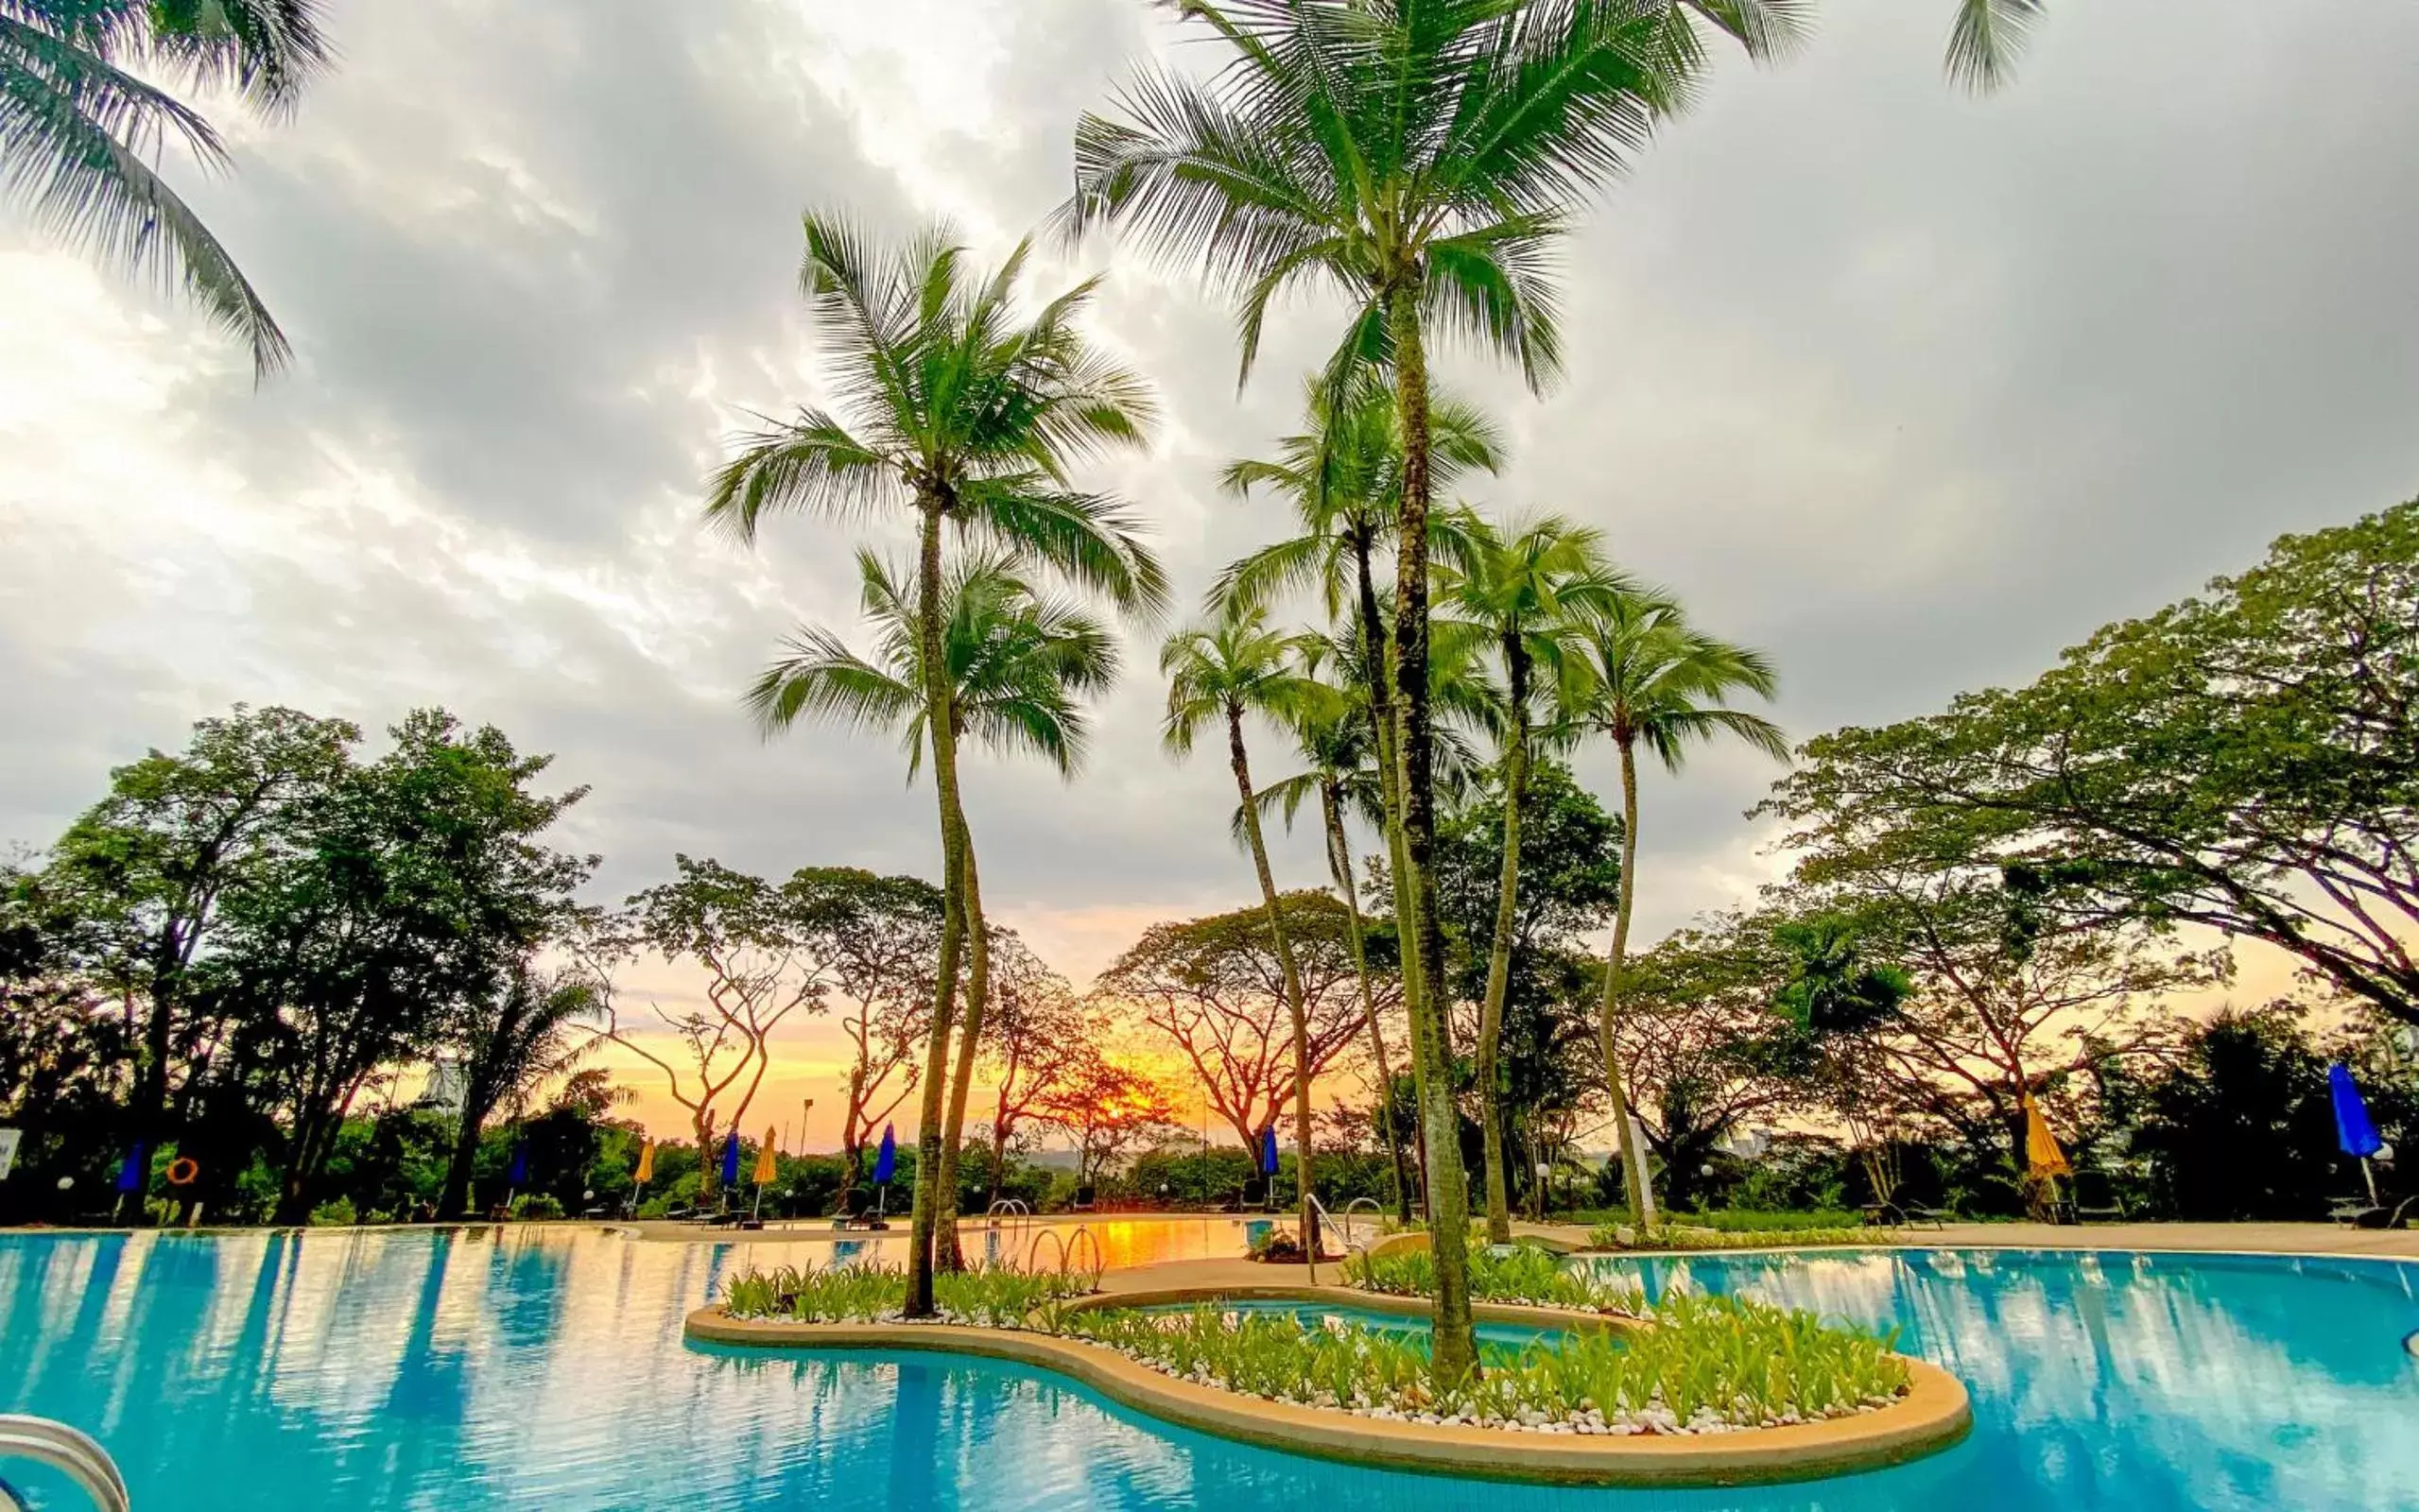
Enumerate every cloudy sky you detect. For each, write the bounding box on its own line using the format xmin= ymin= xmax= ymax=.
xmin=5 ymin=0 xmax=2416 ymax=1144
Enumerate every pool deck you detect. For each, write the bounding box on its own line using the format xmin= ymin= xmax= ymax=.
xmin=1513 ymin=1220 xmax=2419 ymax=1262
xmin=611 ymin=1213 xmax=2419 ymax=1262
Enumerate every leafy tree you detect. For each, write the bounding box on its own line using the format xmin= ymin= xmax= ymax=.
xmin=1162 ymin=604 xmax=1333 ymax=1260
xmin=976 ymin=931 xmax=1089 ymax=1212
xmin=46 ymin=705 xmax=356 ymax=1147
xmin=1429 ymin=760 xmax=1621 ymax=1211
xmin=1069 ymin=0 xmax=1790 ymax=1371
xmin=219 ymin=710 xmax=591 ymax=1221
xmin=1766 ymin=909 xmax=1915 ymax=1204
xmin=1609 ymin=916 xmax=1812 ymax=1210
xmin=1033 ymin=1053 xmax=1178 ymax=1190
xmin=600 ymin=857 xmax=824 ymax=1203
xmin=1766 ymin=500 xmax=2419 ymax=1029
xmin=2127 ymin=1005 xmax=2403 ymax=1221
xmin=708 ymin=214 xmax=1162 ymax=1315
xmin=1572 ymin=588 xmax=1785 ymax=1218
xmin=1436 ymin=508 xmax=1617 ymax=1240
xmin=751 ymin=549 xmax=1117 ymax=1263
xmin=785 ymin=866 xmax=947 ymax=1217
xmin=1100 ymin=892 xmax=1382 ymax=1153
xmin=1 ymin=0 xmax=332 ymax=376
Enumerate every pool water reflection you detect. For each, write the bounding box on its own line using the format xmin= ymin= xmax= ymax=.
xmin=1 ymin=1232 xmax=2414 ymax=1510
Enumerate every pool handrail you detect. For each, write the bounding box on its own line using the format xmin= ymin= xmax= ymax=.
xmin=1336 ymin=1196 xmax=1384 ymax=1258
xmin=0 ymin=1415 xmax=131 ymax=1512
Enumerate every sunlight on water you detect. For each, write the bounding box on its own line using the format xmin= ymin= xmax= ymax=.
xmin=2 ymin=1231 xmax=2414 ymax=1510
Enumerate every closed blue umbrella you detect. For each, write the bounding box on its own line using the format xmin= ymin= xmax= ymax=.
xmin=1259 ymin=1126 xmax=1278 ymax=1176
xmin=508 ymin=1139 xmax=530 ymax=1188
xmin=2330 ymin=1062 xmax=2386 ymax=1204
xmin=113 ymin=1143 xmax=147 ymax=1195
xmin=719 ymin=1131 xmax=741 ymax=1190
xmin=872 ymin=1125 xmax=897 ymax=1220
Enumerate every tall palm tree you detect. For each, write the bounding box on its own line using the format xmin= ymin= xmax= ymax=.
xmin=1572 ymin=589 xmax=1788 ymax=1220
xmin=1069 ymin=0 xmax=1792 ymax=1377
xmin=708 ymin=213 xmax=1162 ymax=1317
xmin=1163 ymin=603 xmax=1331 ymax=1275
xmin=1249 ymin=630 xmax=1416 ymax=1224
xmin=750 ymin=550 xmax=1120 ymax=1270
xmin=3 ymin=0 xmax=331 ymax=377
xmin=1218 ymin=367 xmax=1501 ymax=1167
xmin=1435 ymin=509 xmax=1621 ymax=1242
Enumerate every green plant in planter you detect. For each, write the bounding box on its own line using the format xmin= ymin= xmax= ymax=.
xmin=1343 ymin=1246 xmax=1642 ymax=1314
xmin=1062 ymin=1294 xmax=1907 ymax=1430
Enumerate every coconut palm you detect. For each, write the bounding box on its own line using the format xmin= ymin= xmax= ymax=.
xmin=750 ymin=548 xmax=1120 ymax=1270
xmin=1434 ymin=509 xmax=1622 ymax=1242
xmin=1218 ymin=367 xmax=1502 ymax=1148
xmin=1163 ymin=603 xmax=1334 ymax=1272
xmin=1246 ymin=630 xmax=1416 ymax=1223
xmin=708 ymin=213 xmax=1161 ymax=1316
xmin=1948 ymin=0 xmax=2045 ymax=92
xmin=3 ymin=0 xmax=331 ymax=377
xmin=1571 ymin=589 xmax=1788 ymax=1219
xmin=1068 ymin=0 xmax=1795 ymax=1375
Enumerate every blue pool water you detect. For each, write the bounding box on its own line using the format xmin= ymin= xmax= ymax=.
xmin=1134 ymin=1296 xmax=1562 ymax=1353
xmin=2 ymin=1231 xmax=2414 ymax=1509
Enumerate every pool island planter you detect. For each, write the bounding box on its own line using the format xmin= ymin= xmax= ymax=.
xmin=683 ymin=1289 xmax=1971 ymax=1488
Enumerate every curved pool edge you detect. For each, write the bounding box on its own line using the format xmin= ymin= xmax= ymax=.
xmin=683 ymin=1302 xmax=1973 ymax=1488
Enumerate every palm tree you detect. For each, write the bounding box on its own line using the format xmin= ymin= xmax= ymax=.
xmin=437 ymin=966 xmax=601 ymax=1219
xmin=3 ymin=0 xmax=331 ymax=377
xmin=1948 ymin=0 xmax=2046 ymax=92
xmin=1248 ymin=630 xmax=1416 ymax=1224
xmin=750 ymin=549 xmax=1119 ymax=1270
xmin=1572 ymin=589 xmax=1788 ymax=1220
xmin=1435 ymin=509 xmax=1621 ymax=1242
xmin=1218 ymin=368 xmax=1501 ymax=1174
xmin=1068 ymin=0 xmax=1794 ymax=1377
xmin=1163 ymin=603 xmax=1331 ymax=1275
xmin=708 ymin=213 xmax=1162 ymax=1316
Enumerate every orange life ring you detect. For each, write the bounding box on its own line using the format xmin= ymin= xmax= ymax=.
xmin=165 ymin=1157 xmax=200 ymax=1187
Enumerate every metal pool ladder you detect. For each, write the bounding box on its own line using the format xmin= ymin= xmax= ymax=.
xmin=0 ymin=1415 xmax=131 ymax=1512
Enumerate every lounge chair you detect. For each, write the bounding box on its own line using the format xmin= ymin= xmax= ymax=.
xmin=2333 ymin=1195 xmax=2416 ymax=1229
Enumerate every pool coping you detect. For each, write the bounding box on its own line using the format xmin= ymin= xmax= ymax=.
xmin=683 ymin=1295 xmax=1972 ymax=1488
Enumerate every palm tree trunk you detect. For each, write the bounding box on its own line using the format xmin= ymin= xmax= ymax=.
xmin=932 ymin=807 xmax=990 ymax=1271
xmin=1477 ymin=643 xmax=1529 ymax=1244
xmin=1387 ymin=282 xmax=1477 ymax=1382
xmin=1229 ymin=705 xmax=1321 ymax=1280
xmin=1322 ymin=779 xmax=1413 ymax=1225
xmin=906 ymin=496 xmax=968 ymax=1318
xmin=1596 ymin=735 xmax=1651 ymax=1225
xmin=1355 ymin=540 xmax=1430 ymax=1215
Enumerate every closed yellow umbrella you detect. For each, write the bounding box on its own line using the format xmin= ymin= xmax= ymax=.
xmin=633 ymin=1140 xmax=656 ymax=1185
xmin=2023 ymin=1095 xmax=2071 ymax=1178
xmin=753 ymin=1129 xmax=779 ymax=1186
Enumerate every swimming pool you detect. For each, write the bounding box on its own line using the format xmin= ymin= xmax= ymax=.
xmin=718 ymin=1213 xmax=1358 ymax=1272
xmin=2 ymin=1231 xmax=2413 ymax=1509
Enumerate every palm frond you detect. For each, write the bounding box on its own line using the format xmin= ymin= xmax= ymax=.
xmin=1945 ymin=0 xmax=2043 ymax=94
